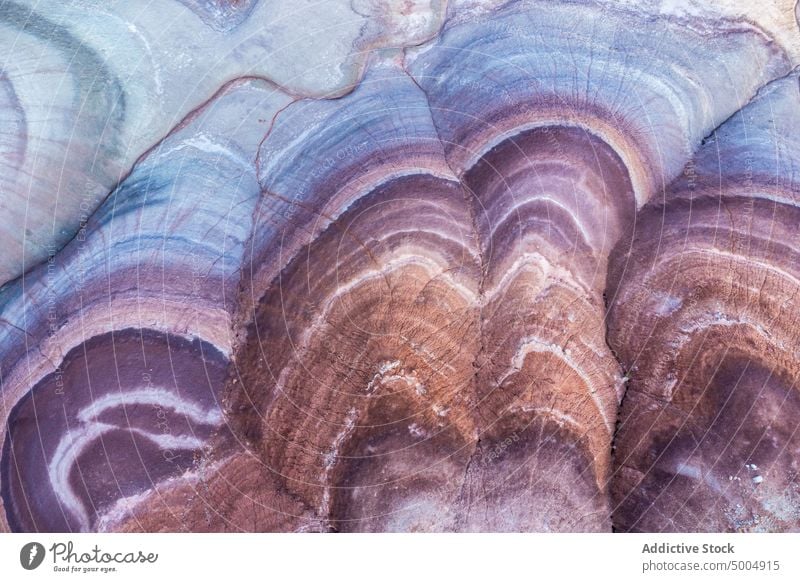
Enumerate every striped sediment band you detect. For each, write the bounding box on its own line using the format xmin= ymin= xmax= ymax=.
xmin=1 ymin=0 xmax=799 ymax=533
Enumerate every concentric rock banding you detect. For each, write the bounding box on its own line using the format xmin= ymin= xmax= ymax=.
xmin=2 ymin=329 xmax=229 ymax=532
xmin=1 ymin=0 xmax=799 ymax=533
xmin=407 ymin=0 xmax=792 ymax=201
xmin=236 ymin=53 xmax=637 ymax=529
xmin=0 ymin=2 xmax=125 ymax=282
xmin=608 ymin=72 xmax=800 ymax=532
xmin=0 ymin=0 xmax=446 ymax=286
xmin=227 ymin=0 xmax=799 ymax=532
xmin=0 ymin=79 xmax=290 ymax=532
xmin=461 ymin=126 xmax=633 ymax=499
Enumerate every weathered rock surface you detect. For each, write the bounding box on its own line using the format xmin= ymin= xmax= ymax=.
xmin=1 ymin=0 xmax=799 ymax=532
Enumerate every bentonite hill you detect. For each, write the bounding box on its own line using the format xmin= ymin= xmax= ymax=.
xmin=1 ymin=0 xmax=799 ymax=533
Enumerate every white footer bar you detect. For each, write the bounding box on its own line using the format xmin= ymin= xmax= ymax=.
xmin=2 ymin=533 xmax=797 ymax=581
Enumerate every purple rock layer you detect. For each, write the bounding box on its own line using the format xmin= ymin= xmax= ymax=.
xmin=1 ymin=0 xmax=799 ymax=532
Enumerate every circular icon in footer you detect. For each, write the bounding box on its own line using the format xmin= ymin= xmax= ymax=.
xmin=20 ymin=542 xmax=46 ymax=570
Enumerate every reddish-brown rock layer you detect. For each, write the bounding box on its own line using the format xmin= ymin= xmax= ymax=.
xmin=1 ymin=1 xmax=799 ymax=533
xmin=608 ymin=73 xmax=800 ymax=532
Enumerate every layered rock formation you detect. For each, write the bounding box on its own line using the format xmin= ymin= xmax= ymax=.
xmin=608 ymin=71 xmax=800 ymax=532
xmin=0 ymin=0 xmax=799 ymax=532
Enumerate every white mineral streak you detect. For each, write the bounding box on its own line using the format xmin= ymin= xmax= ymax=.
xmin=49 ymin=389 xmax=222 ymax=531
